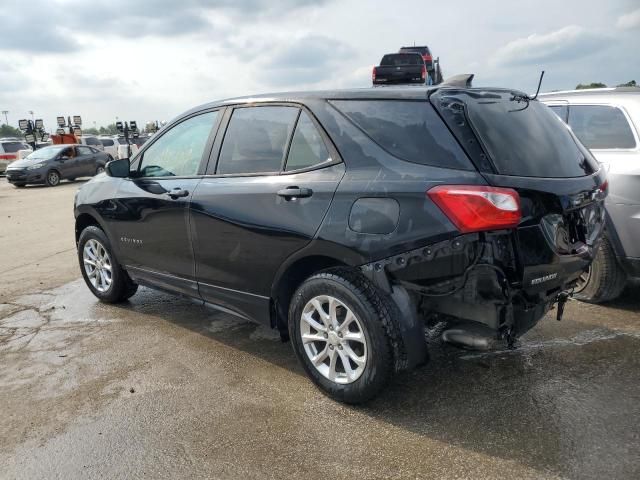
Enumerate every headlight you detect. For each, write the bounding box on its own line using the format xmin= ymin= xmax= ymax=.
xmin=27 ymin=163 xmax=46 ymax=170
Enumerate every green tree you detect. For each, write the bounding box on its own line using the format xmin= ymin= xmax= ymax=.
xmin=575 ymin=82 xmax=607 ymax=89
xmin=98 ymin=123 xmax=118 ymax=135
xmin=0 ymin=124 xmax=23 ymax=137
xmin=83 ymin=127 xmax=99 ymax=135
xmin=616 ymin=80 xmax=637 ymax=87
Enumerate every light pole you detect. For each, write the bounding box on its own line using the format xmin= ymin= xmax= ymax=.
xmin=28 ymin=110 xmax=34 ymax=121
xmin=1 ymin=110 xmax=8 ymax=125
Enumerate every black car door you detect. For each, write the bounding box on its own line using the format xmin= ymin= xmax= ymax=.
xmin=75 ymin=146 xmax=95 ymax=176
xmin=190 ymin=105 xmax=344 ymax=324
xmin=101 ymin=110 xmax=221 ymax=297
xmin=56 ymin=146 xmax=81 ymax=179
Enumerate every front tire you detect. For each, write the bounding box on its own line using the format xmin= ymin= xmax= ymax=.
xmin=78 ymin=226 xmax=138 ymax=303
xmin=95 ymin=165 xmax=105 ymax=175
xmin=289 ymin=268 xmax=396 ymax=404
xmin=574 ymin=238 xmax=626 ymax=303
xmin=45 ymin=170 xmax=60 ymax=187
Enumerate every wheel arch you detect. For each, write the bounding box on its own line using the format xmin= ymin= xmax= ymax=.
xmin=270 ymin=254 xmax=349 ymax=331
xmin=74 ymin=208 xmax=117 ymax=252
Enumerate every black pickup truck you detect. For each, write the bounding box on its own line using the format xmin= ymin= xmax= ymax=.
xmin=372 ymin=53 xmax=426 ymax=85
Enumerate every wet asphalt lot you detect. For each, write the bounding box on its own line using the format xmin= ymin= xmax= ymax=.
xmin=1 ymin=180 xmax=639 ymax=479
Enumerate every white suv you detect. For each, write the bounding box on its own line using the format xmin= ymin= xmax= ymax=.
xmin=98 ymin=136 xmax=119 ymax=159
xmin=0 ymin=138 xmax=31 ymax=174
xmin=541 ymin=86 xmax=640 ymax=302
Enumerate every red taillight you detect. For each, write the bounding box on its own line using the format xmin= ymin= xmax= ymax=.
xmin=427 ymin=185 xmax=521 ymax=233
xmin=372 ymin=66 xmax=377 ymax=82
xmin=421 ymin=64 xmax=426 ymax=80
xmin=422 ymin=54 xmax=432 ymax=62
xmin=0 ymin=154 xmax=17 ymax=160
xmin=599 ymin=179 xmax=608 ymax=194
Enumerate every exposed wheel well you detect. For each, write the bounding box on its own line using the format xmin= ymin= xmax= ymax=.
xmin=272 ymin=255 xmax=348 ymax=332
xmin=75 ymin=213 xmax=101 ymax=243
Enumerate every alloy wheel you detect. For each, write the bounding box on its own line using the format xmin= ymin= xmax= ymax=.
xmin=47 ymin=171 xmax=60 ymax=186
xmin=83 ymin=239 xmax=113 ymax=293
xmin=300 ymin=295 xmax=367 ymax=384
xmin=574 ymin=266 xmax=591 ymax=293
xmin=96 ymin=166 xmax=105 ymax=174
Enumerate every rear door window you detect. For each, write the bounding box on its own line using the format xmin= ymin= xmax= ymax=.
xmin=285 ymin=112 xmax=331 ymax=171
xmin=100 ymin=139 xmax=114 ymax=147
xmin=547 ymin=104 xmax=569 ymax=122
xmin=77 ymin=146 xmax=93 ymax=156
xmin=568 ymin=105 xmax=637 ymax=149
xmin=330 ymin=100 xmax=472 ymax=170
xmin=216 ymin=106 xmax=298 ymax=175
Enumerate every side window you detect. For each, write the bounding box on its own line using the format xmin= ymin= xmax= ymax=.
xmin=216 ymin=106 xmax=298 ymax=175
xmin=330 ymin=100 xmax=472 ymax=170
xmin=285 ymin=112 xmax=331 ymax=171
xmin=77 ymin=146 xmax=93 ymax=156
xmin=138 ymin=111 xmax=218 ymax=177
xmin=568 ymin=105 xmax=636 ymax=149
xmin=548 ymin=104 xmax=568 ymax=123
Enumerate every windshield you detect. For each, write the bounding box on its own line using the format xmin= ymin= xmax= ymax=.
xmin=26 ymin=145 xmax=67 ymax=160
xmin=432 ymin=89 xmax=599 ymax=177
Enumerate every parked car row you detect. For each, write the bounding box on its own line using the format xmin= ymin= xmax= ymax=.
xmin=0 ymin=138 xmax=31 ymax=173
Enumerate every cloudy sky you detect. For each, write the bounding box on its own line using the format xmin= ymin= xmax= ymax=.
xmin=0 ymin=0 xmax=638 ymax=128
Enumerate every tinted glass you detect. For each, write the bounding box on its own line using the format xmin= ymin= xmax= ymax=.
xmin=380 ymin=54 xmax=422 ymax=66
xmin=568 ymin=105 xmax=636 ymax=149
xmin=1 ymin=142 xmax=26 ymax=153
xmin=84 ymin=137 xmax=100 ymax=146
xmin=217 ymin=106 xmax=298 ymax=175
xmin=331 ymin=100 xmax=472 ymax=170
xmin=77 ymin=146 xmax=93 ymax=156
xmin=548 ymin=104 xmax=568 ymax=122
xmin=100 ymin=139 xmax=114 ymax=146
xmin=138 ymin=111 xmax=217 ymax=177
xmin=285 ymin=112 xmax=331 ymax=171
xmin=435 ymin=90 xmax=598 ymax=177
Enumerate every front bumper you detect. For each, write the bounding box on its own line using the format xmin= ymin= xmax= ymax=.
xmin=5 ymin=168 xmax=46 ymax=184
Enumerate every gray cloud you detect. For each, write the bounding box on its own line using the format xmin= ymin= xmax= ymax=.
xmin=0 ymin=0 xmax=332 ymax=53
xmin=617 ymin=9 xmax=640 ymax=30
xmin=492 ymin=25 xmax=611 ymax=67
xmin=261 ymin=35 xmax=355 ymax=86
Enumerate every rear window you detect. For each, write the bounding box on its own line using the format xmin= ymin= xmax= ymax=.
xmin=84 ymin=137 xmax=100 ymax=146
xmin=380 ymin=54 xmax=423 ymax=66
xmin=100 ymin=139 xmax=114 ymax=146
xmin=432 ymin=89 xmax=599 ymax=177
xmin=568 ymin=105 xmax=636 ymax=149
xmin=1 ymin=142 xmax=27 ymax=153
xmin=330 ymin=100 xmax=472 ymax=170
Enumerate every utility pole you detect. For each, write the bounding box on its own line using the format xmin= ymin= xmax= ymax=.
xmin=1 ymin=110 xmax=8 ymax=125
xmin=28 ymin=110 xmax=34 ymax=121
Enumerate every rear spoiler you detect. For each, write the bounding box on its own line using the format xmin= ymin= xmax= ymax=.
xmin=441 ymin=74 xmax=474 ymax=88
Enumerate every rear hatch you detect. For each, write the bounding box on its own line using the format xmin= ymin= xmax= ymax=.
xmin=431 ymin=88 xmax=607 ymax=294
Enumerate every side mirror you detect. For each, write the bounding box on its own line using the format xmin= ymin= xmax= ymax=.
xmin=105 ymin=157 xmax=130 ymax=178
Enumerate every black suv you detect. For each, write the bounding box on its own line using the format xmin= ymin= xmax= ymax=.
xmin=75 ymin=86 xmax=606 ymax=403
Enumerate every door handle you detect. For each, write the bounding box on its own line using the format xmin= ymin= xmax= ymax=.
xmin=167 ymin=188 xmax=189 ymax=199
xmin=277 ymin=186 xmax=313 ymax=199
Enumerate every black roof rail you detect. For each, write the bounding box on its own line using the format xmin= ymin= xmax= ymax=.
xmin=441 ymin=74 xmax=474 ymax=88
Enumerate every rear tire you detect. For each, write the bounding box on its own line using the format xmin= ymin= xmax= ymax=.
xmin=95 ymin=165 xmax=105 ymax=175
xmin=574 ymin=238 xmax=626 ymax=303
xmin=78 ymin=226 xmax=138 ymax=303
xmin=288 ymin=268 xmax=397 ymax=404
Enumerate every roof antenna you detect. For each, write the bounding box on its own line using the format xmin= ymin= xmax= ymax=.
xmin=530 ymin=70 xmax=545 ymax=100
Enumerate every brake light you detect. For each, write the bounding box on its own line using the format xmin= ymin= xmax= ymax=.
xmin=422 ymin=54 xmax=432 ymax=62
xmin=421 ymin=64 xmax=426 ymax=81
xmin=599 ymin=179 xmax=608 ymax=195
xmin=372 ymin=66 xmax=377 ymax=82
xmin=0 ymin=154 xmax=16 ymax=160
xmin=428 ymin=185 xmax=521 ymax=233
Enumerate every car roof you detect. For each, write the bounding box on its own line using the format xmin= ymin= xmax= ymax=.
xmin=539 ymin=86 xmax=640 ymax=102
